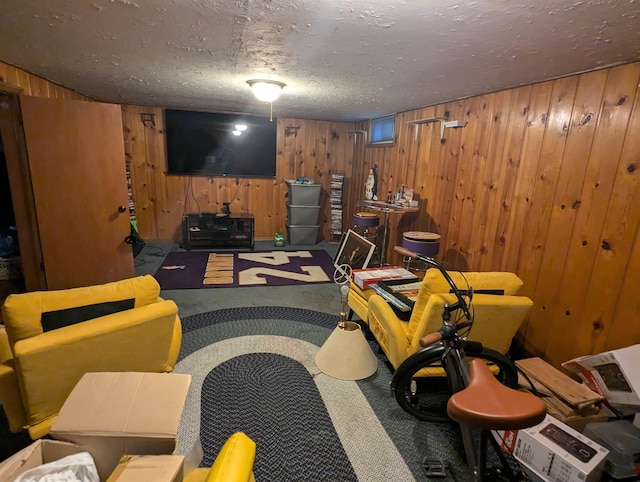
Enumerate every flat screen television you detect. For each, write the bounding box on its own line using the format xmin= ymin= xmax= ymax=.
xmin=164 ymin=109 xmax=277 ymax=178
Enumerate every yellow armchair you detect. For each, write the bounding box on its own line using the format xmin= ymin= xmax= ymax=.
xmin=366 ymin=269 xmax=532 ymax=369
xmin=347 ymin=282 xmax=377 ymax=323
xmin=0 ymin=275 xmax=182 ymax=439
xmin=184 ymin=432 xmax=257 ymax=482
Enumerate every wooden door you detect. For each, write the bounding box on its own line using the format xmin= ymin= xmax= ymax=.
xmin=18 ymin=96 xmax=133 ymax=289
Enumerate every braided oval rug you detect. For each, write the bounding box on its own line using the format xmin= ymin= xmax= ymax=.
xmin=174 ymin=306 xmax=473 ymax=482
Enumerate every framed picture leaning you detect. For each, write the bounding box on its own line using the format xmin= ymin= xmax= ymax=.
xmin=333 ymin=229 xmax=376 ymax=270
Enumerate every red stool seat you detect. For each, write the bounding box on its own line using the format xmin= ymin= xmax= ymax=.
xmin=447 ymin=358 xmax=546 ymax=430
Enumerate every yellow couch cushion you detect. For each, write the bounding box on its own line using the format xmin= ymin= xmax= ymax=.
xmin=407 ymin=293 xmax=533 ymax=355
xmin=349 ymin=282 xmax=376 ymax=302
xmin=15 ymin=300 xmax=179 ymax=431
xmin=347 ymin=282 xmax=376 ymax=322
xmin=208 ymin=432 xmax=256 ymax=482
xmin=1 ymin=275 xmax=161 ymax=346
xmin=0 ymin=326 xmax=12 ymax=363
xmin=183 ymin=432 xmax=256 ymax=482
xmin=407 ymin=270 xmax=524 ymax=343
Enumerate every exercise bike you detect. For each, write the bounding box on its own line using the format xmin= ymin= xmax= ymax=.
xmin=390 ymin=246 xmax=546 ymax=481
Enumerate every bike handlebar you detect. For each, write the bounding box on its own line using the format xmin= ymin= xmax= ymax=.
xmin=419 ymin=321 xmax=473 ymax=347
xmin=419 ymin=331 xmax=444 ymax=347
xmin=394 ymin=246 xmax=473 ymax=321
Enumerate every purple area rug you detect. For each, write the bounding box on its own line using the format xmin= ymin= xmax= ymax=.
xmin=154 ymin=250 xmax=336 ymax=289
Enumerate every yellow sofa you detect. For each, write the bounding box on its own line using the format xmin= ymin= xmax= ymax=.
xmin=347 ymin=282 xmax=376 ymax=323
xmin=184 ymin=432 xmax=257 ymax=482
xmin=0 ymin=275 xmax=182 ymax=439
xmin=365 ymin=269 xmax=532 ymax=369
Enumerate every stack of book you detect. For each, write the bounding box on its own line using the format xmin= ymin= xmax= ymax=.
xmin=330 ymin=172 xmax=344 ymax=243
xmin=378 ymin=280 xmax=421 ymax=304
xmin=370 ymin=279 xmax=422 ymax=320
xmin=352 ymin=266 xmax=417 ymax=290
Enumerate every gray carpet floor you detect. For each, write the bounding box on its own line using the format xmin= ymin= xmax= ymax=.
xmin=0 ymin=240 xmax=510 ymax=481
xmin=138 ymin=241 xmax=477 ymax=482
xmin=175 ymin=307 xmax=417 ymax=481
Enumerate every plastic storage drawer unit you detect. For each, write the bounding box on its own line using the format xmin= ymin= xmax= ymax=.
xmin=287 ymin=203 xmax=321 ymax=225
xmin=583 ymin=420 xmax=640 ymax=479
xmin=286 ymin=224 xmax=320 ymax=245
xmin=286 ymin=181 xmax=322 ymax=206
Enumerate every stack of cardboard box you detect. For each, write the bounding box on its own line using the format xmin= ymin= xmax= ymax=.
xmin=501 ymin=344 xmax=640 ymax=481
xmin=0 ymin=372 xmax=196 ymax=481
xmin=562 ymin=344 xmax=640 ymax=479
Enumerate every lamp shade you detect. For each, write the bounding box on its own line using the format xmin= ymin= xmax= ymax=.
xmin=247 ymin=80 xmax=285 ymax=103
xmin=315 ymin=321 xmax=378 ymax=380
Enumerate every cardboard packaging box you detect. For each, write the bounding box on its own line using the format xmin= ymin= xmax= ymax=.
xmin=562 ymin=344 xmax=640 ymax=414
xmin=50 ymin=372 xmax=191 ymax=481
xmin=497 ymin=414 xmax=609 ymax=482
xmin=0 ymin=440 xmax=85 ymax=482
xmin=352 ymin=266 xmax=417 ymax=290
xmin=106 ymin=455 xmax=184 ymax=482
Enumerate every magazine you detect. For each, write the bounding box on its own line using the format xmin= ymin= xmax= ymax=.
xmin=378 ymin=279 xmax=421 ymax=305
xmin=386 ymin=281 xmax=422 ymax=293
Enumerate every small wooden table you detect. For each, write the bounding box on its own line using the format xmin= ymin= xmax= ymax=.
xmin=357 ymin=200 xmax=419 ymax=265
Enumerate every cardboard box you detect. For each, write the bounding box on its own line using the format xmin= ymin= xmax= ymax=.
xmin=352 ymin=266 xmax=417 ymax=290
xmin=497 ymin=414 xmax=608 ymax=482
xmin=106 ymin=455 xmax=184 ymax=482
xmin=0 ymin=440 xmax=85 ymax=482
xmin=50 ymin=372 xmax=191 ymax=481
xmin=562 ymin=344 xmax=640 ymax=414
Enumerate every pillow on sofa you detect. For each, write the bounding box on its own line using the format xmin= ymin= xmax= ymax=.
xmin=41 ymin=299 xmax=136 ymax=332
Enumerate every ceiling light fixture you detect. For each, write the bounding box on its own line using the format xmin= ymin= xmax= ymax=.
xmin=247 ymin=79 xmax=286 ymax=121
xmin=247 ymin=79 xmax=285 ymax=102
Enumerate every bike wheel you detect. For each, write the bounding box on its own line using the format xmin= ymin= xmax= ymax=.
xmin=392 ymin=346 xmax=518 ymax=422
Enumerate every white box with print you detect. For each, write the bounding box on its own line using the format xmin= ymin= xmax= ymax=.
xmin=562 ymin=344 xmax=640 ymax=412
xmin=497 ymin=414 xmax=608 ymax=482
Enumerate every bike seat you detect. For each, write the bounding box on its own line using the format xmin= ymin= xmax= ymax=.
xmin=447 ymin=358 xmax=546 ymax=430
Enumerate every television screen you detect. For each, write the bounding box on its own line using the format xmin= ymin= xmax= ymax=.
xmin=164 ymin=109 xmax=277 ymax=178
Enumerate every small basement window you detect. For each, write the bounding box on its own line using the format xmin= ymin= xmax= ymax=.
xmin=369 ymin=114 xmax=396 ymax=145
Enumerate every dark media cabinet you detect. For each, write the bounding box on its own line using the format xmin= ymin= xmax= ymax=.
xmin=182 ymin=212 xmax=254 ymax=250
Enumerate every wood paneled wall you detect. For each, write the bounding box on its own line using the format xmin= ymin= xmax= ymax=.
xmin=3 ymin=58 xmax=638 ymax=366
xmin=352 ymin=62 xmax=640 ymax=366
xmin=0 ymin=61 xmax=90 ymax=100
xmin=121 ymin=105 xmax=356 ymax=243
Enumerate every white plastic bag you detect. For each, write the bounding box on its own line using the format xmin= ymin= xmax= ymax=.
xmin=14 ymin=452 xmax=99 ymax=482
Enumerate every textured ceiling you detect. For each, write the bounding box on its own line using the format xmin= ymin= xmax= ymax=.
xmin=1 ymin=0 xmax=639 ymax=122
